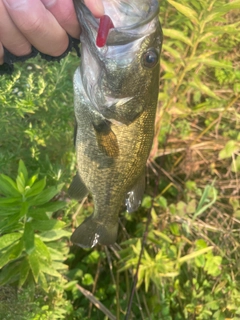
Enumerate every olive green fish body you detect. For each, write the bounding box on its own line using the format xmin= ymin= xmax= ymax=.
xmin=70 ymin=0 xmax=162 ymax=248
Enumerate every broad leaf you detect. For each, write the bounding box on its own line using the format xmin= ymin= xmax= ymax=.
xmin=0 ymin=239 xmax=23 ymax=269
xmin=32 ymin=219 xmax=65 ymax=231
xmin=16 ymin=172 xmax=26 ymax=194
xmin=39 ymin=230 xmax=71 ymax=242
xmin=40 ymin=263 xmax=62 ymax=278
xmin=18 ymin=258 xmax=30 ymax=287
xmin=0 ymin=233 xmax=22 ymax=250
xmin=28 ymin=184 xmax=64 ymax=206
xmin=38 ymin=271 xmax=48 ymax=292
xmin=0 ymin=197 xmax=22 ymax=207
xmin=37 ymin=200 xmax=66 ymax=213
xmin=25 ymin=177 xmax=46 ymax=198
xmin=35 ymin=237 xmax=52 ymax=265
xmin=0 ymin=207 xmax=20 ymax=217
xmin=0 ymin=261 xmax=21 ymax=286
xmin=18 ymin=159 xmax=28 ymax=183
xmin=23 ymin=221 xmax=35 ymax=254
xmin=28 ymin=249 xmax=40 ymax=282
xmin=27 ymin=173 xmax=38 ymax=187
xmin=0 ymin=213 xmax=23 ymax=235
xmin=0 ymin=174 xmax=20 ymax=197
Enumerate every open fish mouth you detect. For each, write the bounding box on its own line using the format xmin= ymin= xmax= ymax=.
xmin=79 ymin=0 xmax=160 ymax=47
xmin=74 ymin=0 xmax=161 ymax=115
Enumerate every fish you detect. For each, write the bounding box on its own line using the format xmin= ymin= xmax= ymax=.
xmin=69 ymin=0 xmax=163 ymax=248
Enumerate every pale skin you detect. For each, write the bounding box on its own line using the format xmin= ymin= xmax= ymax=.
xmin=0 ymin=0 xmax=104 ymax=65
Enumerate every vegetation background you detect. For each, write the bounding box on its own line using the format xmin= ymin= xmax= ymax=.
xmin=0 ymin=0 xmax=240 ymax=319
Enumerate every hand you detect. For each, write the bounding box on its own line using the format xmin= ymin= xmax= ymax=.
xmin=0 ymin=0 xmax=104 ymax=65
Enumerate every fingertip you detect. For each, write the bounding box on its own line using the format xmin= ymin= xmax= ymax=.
xmin=2 ymin=0 xmax=27 ymax=10
xmin=85 ymin=0 xmax=104 ymax=18
xmin=41 ymin=0 xmax=81 ymax=39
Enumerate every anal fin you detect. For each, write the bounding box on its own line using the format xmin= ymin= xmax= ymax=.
xmin=68 ymin=172 xmax=88 ymax=201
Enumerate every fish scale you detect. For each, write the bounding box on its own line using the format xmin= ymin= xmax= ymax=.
xmin=69 ymin=0 xmax=163 ymax=248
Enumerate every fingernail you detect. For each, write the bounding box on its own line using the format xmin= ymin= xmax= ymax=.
xmin=94 ymin=0 xmax=104 ymax=15
xmin=85 ymin=0 xmax=104 ymax=18
xmin=41 ymin=0 xmax=57 ymax=8
xmin=3 ymin=0 xmax=28 ymax=10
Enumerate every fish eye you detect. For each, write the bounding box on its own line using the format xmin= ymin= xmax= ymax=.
xmin=141 ymin=48 xmax=159 ymax=69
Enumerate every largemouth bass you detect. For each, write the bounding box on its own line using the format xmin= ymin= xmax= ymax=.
xmin=69 ymin=0 xmax=162 ymax=248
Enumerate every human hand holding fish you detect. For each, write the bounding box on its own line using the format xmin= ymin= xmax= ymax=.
xmin=0 ymin=0 xmax=104 ymax=65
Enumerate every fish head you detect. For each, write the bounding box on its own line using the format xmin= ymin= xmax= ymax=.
xmin=74 ymin=0 xmax=163 ymax=123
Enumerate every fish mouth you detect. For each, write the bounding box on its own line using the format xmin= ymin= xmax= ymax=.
xmin=74 ymin=0 xmax=160 ymax=117
xmin=77 ymin=0 xmax=159 ymax=47
xmin=106 ymin=0 xmax=160 ymax=46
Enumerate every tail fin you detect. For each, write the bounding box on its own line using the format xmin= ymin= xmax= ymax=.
xmin=71 ymin=215 xmax=118 ymax=248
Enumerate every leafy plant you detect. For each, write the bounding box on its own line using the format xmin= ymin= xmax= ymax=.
xmin=0 ymin=54 xmax=77 ymax=182
xmin=0 ymin=160 xmax=70 ymax=290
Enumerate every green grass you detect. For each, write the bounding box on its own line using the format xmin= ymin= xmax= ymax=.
xmin=0 ymin=0 xmax=240 ymax=319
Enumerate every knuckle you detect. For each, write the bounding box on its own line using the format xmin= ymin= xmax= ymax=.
xmin=57 ymin=7 xmax=79 ymax=28
xmin=18 ymin=15 xmax=43 ymax=35
xmin=60 ymin=6 xmax=73 ymax=23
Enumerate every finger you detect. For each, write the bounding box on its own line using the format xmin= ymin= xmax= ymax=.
xmin=0 ymin=42 xmax=4 ymax=64
xmin=0 ymin=0 xmax=32 ymax=56
xmin=41 ymin=0 xmax=81 ymax=39
xmin=3 ymin=0 xmax=69 ymax=57
xmin=85 ymin=0 xmax=104 ymax=18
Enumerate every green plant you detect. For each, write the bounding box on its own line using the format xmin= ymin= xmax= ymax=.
xmin=0 ymin=160 xmax=70 ymax=289
xmin=0 ymin=54 xmax=77 ymax=182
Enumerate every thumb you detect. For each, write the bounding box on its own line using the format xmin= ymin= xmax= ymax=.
xmin=84 ymin=0 xmax=104 ymax=18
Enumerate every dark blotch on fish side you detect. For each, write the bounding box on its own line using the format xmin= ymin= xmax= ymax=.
xmin=92 ymin=119 xmax=119 ymax=158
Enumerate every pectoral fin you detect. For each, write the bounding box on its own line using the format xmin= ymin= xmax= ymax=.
xmin=125 ymin=171 xmax=145 ymax=213
xmin=68 ymin=172 xmax=89 ymax=201
xmin=92 ymin=119 xmax=119 ymax=157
